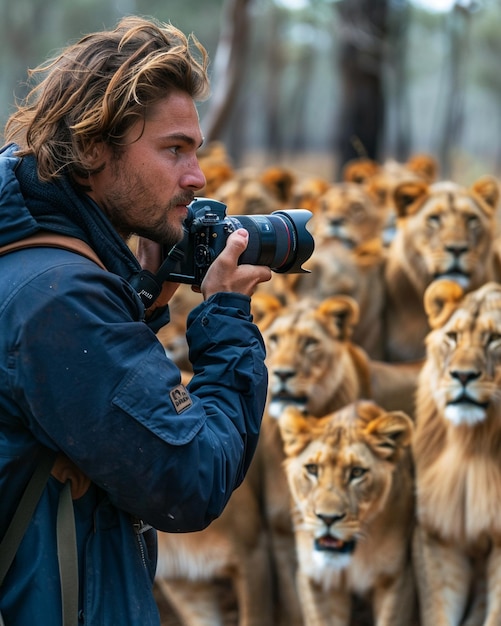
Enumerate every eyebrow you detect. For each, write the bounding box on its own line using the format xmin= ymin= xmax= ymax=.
xmin=163 ymin=133 xmax=204 ymax=149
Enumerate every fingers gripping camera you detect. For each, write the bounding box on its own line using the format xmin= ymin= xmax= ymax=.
xmin=162 ymin=198 xmax=315 ymax=287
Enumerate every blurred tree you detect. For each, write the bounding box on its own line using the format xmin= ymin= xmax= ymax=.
xmin=437 ymin=0 xmax=477 ymax=178
xmin=384 ymin=0 xmax=412 ymax=161
xmin=201 ymin=0 xmax=253 ymax=156
xmin=333 ymin=0 xmax=388 ymax=176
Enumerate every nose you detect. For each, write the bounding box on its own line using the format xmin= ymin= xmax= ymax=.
xmin=181 ymin=158 xmax=206 ymax=193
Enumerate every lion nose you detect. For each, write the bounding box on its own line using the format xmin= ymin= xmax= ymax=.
xmin=274 ymin=369 xmax=295 ymax=383
xmin=450 ymin=369 xmax=481 ymax=386
xmin=445 ymin=243 xmax=468 ymax=259
xmin=316 ymin=512 xmax=345 ymax=527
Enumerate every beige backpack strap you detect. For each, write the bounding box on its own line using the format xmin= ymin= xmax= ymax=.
xmin=0 ymin=232 xmax=106 ymax=270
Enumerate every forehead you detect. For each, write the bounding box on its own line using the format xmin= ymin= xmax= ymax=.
xmin=141 ymin=90 xmax=202 ymax=141
xmin=302 ymin=427 xmax=369 ymax=464
xmin=422 ymin=187 xmax=482 ymax=215
xmin=446 ymin=296 xmax=501 ymax=332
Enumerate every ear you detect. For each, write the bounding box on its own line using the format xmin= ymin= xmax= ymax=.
xmin=260 ymin=167 xmax=296 ymax=203
xmin=424 ymin=279 xmax=465 ymax=329
xmin=251 ymin=292 xmax=282 ymax=332
xmin=278 ymin=406 xmax=317 ymax=457
xmin=393 ymin=181 xmax=429 ymax=218
xmin=470 ymin=176 xmax=499 ymax=214
xmin=79 ymin=141 xmax=107 ymax=170
xmin=342 ymin=158 xmax=379 ymax=184
xmin=316 ymin=295 xmax=359 ymax=341
xmin=365 ymin=410 xmax=413 ymax=461
xmin=406 ymin=153 xmax=438 ymax=183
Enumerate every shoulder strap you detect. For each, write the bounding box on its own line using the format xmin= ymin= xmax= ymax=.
xmin=0 ymin=232 xmax=106 ymax=270
xmin=0 ymin=449 xmax=56 ymax=586
xmin=0 ymin=450 xmax=78 ymax=626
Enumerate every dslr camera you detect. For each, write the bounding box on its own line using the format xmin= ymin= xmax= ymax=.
xmin=161 ymin=197 xmax=315 ymax=287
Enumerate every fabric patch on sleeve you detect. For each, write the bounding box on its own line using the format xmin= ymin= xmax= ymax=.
xmin=169 ymin=384 xmax=193 ymax=414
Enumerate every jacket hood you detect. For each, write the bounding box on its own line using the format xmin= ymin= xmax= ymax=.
xmin=0 ymin=143 xmax=140 ymax=279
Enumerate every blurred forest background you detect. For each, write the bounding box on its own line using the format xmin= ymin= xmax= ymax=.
xmin=2 ymin=0 xmax=501 ymax=185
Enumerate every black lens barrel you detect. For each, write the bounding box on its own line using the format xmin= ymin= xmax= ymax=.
xmin=231 ymin=209 xmax=314 ymax=273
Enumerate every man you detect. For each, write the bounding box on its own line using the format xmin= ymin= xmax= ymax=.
xmin=0 ymin=16 xmax=271 ymax=625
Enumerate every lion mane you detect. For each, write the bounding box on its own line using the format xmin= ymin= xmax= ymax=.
xmin=383 ymin=176 xmax=500 ymax=362
xmin=413 ymin=278 xmax=501 ymax=625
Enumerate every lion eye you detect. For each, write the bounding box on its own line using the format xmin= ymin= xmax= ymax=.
xmin=466 ymin=215 xmax=480 ymax=229
xmin=304 ymin=463 xmax=318 ymax=477
xmin=445 ymin=331 xmax=458 ymax=344
xmin=267 ymin=333 xmax=278 ymax=347
xmin=487 ymin=332 xmax=501 ymax=346
xmin=427 ymin=214 xmax=441 ymax=227
xmin=303 ymin=337 xmax=319 ymax=350
xmin=349 ymin=467 xmax=367 ymax=481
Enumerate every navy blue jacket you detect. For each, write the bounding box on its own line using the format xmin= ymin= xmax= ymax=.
xmin=0 ymin=144 xmax=268 ymax=625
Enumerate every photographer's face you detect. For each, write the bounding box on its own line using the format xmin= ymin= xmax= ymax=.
xmin=85 ymin=90 xmax=206 ymax=247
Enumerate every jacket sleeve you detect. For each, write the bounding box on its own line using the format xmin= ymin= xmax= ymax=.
xmin=6 ymin=252 xmax=268 ymax=532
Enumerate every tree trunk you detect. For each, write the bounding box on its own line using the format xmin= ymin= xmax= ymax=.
xmin=201 ymin=0 xmax=252 ymax=146
xmin=333 ymin=0 xmax=388 ymax=177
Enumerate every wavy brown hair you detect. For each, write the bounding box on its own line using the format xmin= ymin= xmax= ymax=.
xmin=4 ymin=16 xmax=210 ymax=183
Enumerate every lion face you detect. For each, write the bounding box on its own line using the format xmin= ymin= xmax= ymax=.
xmin=394 ymin=178 xmax=499 ymax=293
xmin=343 ymin=155 xmax=438 ymax=246
xmin=214 ymin=171 xmax=280 ymax=215
xmin=423 ymin=279 xmax=501 ymax=426
xmin=262 ymin=297 xmax=365 ymax=418
xmin=312 ymin=182 xmax=385 ymax=249
xmin=279 ymin=401 xmax=413 ymax=571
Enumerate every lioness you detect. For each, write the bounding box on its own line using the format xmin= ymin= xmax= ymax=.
xmin=343 ymin=154 xmax=438 ymax=246
xmin=279 ymin=401 xmax=416 ymax=626
xmin=383 ymin=176 xmax=500 ymax=362
xmin=269 ymin=181 xmax=387 ymax=358
xmin=413 ymin=279 xmax=501 ymax=626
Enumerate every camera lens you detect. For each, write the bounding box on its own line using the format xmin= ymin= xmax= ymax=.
xmin=228 ymin=209 xmax=315 ymax=273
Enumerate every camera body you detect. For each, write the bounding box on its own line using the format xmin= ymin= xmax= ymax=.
xmin=161 ymin=197 xmax=315 ymax=287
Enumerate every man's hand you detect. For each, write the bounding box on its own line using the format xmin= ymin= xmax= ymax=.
xmin=201 ymin=229 xmax=272 ymax=299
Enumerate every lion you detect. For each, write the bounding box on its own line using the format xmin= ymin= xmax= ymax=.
xmin=213 ymin=167 xmax=281 ymax=215
xmin=269 ymin=181 xmax=387 ymax=358
xmin=343 ymin=153 xmax=438 ymax=246
xmin=255 ymin=294 xmax=373 ymax=625
xmin=383 ymin=175 xmax=500 ymax=362
xmin=278 ymin=401 xmax=416 ymax=626
xmin=291 ymin=175 xmax=331 ymax=214
xmin=412 ymin=279 xmax=501 ymax=626
xmin=311 ymin=181 xmax=387 ymax=249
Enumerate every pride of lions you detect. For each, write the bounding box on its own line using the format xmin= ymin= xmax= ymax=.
xmin=150 ymin=144 xmax=501 ymax=626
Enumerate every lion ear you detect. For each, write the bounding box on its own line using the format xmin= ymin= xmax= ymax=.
xmin=406 ymin=153 xmax=438 ymax=183
xmin=342 ymin=158 xmax=380 ymax=184
xmin=278 ymin=407 xmax=319 ymax=457
xmin=393 ymin=181 xmax=429 ymax=218
xmin=365 ymin=411 xmax=413 ymax=461
xmin=251 ymin=292 xmax=282 ymax=332
xmin=316 ymin=295 xmax=360 ymax=341
xmin=470 ymin=175 xmax=500 ymax=214
xmin=424 ymin=279 xmax=465 ymax=329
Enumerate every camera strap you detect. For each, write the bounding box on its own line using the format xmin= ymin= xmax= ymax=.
xmin=130 ymin=245 xmax=185 ymax=307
